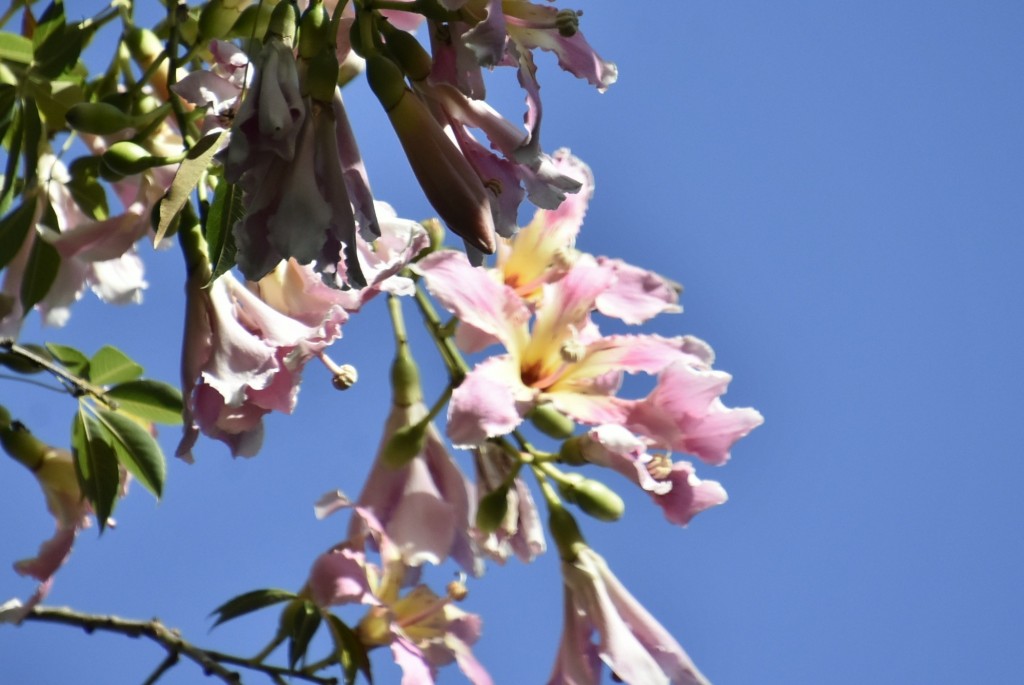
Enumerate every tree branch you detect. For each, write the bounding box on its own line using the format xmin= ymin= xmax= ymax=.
xmin=23 ymin=606 xmax=339 ymax=685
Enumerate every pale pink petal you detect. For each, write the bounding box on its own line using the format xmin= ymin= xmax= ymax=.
xmin=308 ymin=547 xmax=375 ymax=607
xmin=447 ymin=356 xmax=533 ymax=446
xmin=656 ymin=462 xmax=728 ymax=526
xmin=595 ymin=257 xmax=682 ymax=325
xmin=314 ymin=490 xmax=352 ymax=520
xmin=392 ymin=637 xmax=436 ymax=685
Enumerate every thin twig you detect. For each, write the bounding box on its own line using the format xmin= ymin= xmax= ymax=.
xmin=0 ymin=340 xmax=116 ymax=408
xmin=23 ymin=606 xmax=339 ymax=684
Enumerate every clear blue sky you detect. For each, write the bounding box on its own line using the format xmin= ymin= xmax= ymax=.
xmin=3 ymin=2 xmax=1023 ymax=683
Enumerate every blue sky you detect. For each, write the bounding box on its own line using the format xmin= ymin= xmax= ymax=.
xmin=2 ymin=1 xmax=1023 ymax=683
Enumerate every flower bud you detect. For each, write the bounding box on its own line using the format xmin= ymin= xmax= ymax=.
xmin=268 ymin=0 xmax=298 ymax=43
xmin=420 ymin=218 xmax=445 ymax=255
xmin=303 ymin=50 xmax=340 ymax=103
xmin=0 ymin=421 xmax=49 ymax=471
xmin=382 ymin=27 xmax=432 ymax=81
xmin=101 ymin=141 xmax=178 ymax=177
xmin=559 ymin=473 xmax=625 ymax=522
xmin=527 ymin=403 xmax=576 ymax=439
xmin=198 ymin=0 xmax=246 ymax=41
xmin=381 ymin=422 xmax=428 ymax=469
xmin=124 ymin=27 xmax=169 ymax=97
xmin=548 ymin=505 xmax=586 ymax=561
xmin=65 ymin=102 xmax=135 ymax=135
xmin=390 ymin=346 xmax=422 ymax=406
xmin=558 ymin=435 xmax=588 ymax=465
xmin=475 ymin=486 xmax=510 ymax=534
xmin=298 ymin=1 xmax=330 ymax=60
xmin=367 ymin=56 xmax=496 ymax=255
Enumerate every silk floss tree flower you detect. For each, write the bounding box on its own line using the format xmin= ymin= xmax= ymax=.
xmin=306 ymin=505 xmax=492 ymax=684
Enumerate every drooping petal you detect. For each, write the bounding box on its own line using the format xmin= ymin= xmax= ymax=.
xmin=447 ymin=356 xmax=532 ymax=447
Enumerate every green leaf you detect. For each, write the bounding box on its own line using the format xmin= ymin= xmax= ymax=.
xmin=94 ymin=408 xmax=165 ymax=499
xmin=106 ymin=380 xmax=183 ymax=425
xmin=0 ymin=105 xmax=24 ymax=218
xmin=33 ymin=25 xmax=83 ymax=79
xmin=29 ymin=78 xmax=86 ymax=134
xmin=204 ymin=179 xmax=240 ymax=285
xmin=288 ymin=600 xmax=322 ymax=669
xmin=45 ymin=342 xmax=89 ymax=376
xmin=22 ymin=97 xmax=42 ymax=187
xmin=31 ymin=2 xmax=66 ymax=52
xmin=0 ymin=200 xmax=36 ymax=271
xmin=89 ymin=345 xmax=143 ymax=385
xmin=0 ymin=85 xmax=16 ymax=141
xmin=71 ymin=408 xmax=120 ymax=531
xmin=0 ymin=32 xmax=33 ymax=64
xmin=19 ymin=229 xmax=60 ymax=311
xmin=210 ymin=589 xmax=298 ymax=628
xmin=326 ymin=614 xmax=372 ymax=685
xmin=155 ymin=130 xmax=227 ymax=245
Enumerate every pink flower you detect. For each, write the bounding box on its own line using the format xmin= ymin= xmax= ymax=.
xmin=306 ymin=509 xmax=492 ymax=684
xmin=350 ymin=398 xmax=482 ymax=576
xmin=416 ymin=249 xmax=688 ymax=446
xmin=550 ymin=546 xmax=710 ymax=685
xmin=626 ymin=351 xmax=765 ymax=466
xmin=575 ymin=425 xmax=728 ymax=527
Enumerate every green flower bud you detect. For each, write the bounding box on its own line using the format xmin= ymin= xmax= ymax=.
xmin=381 ymin=422 xmax=427 ymax=469
xmin=383 ymin=28 xmax=432 ymax=81
xmin=0 ymin=421 xmax=49 ymax=471
xmin=366 ymin=54 xmax=407 ymax=112
xmin=0 ymin=405 xmax=10 ymax=430
xmin=527 ymin=403 xmax=576 ymax=439
xmin=199 ymin=0 xmax=246 ymax=41
xmin=390 ymin=346 xmax=422 ymax=406
xmin=303 ymin=50 xmax=340 ymax=102
xmin=558 ymin=435 xmax=588 ymax=465
xmin=559 ymin=473 xmax=625 ymax=522
xmin=101 ymin=141 xmax=178 ymax=177
xmin=298 ymin=1 xmax=330 ymax=59
xmin=548 ymin=505 xmax=586 ymax=561
xmin=268 ymin=0 xmax=298 ymax=43
xmin=65 ymin=102 xmax=135 ymax=135
xmin=475 ymin=486 xmax=510 ymax=534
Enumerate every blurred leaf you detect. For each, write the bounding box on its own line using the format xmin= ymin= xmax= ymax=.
xmin=106 ymin=380 xmax=183 ymax=425
xmin=210 ymin=589 xmax=298 ymax=628
xmin=0 ymin=85 xmax=16 ymax=140
xmin=288 ymin=600 xmax=322 ymax=669
xmin=94 ymin=408 xmax=165 ymax=499
xmin=0 ymin=200 xmax=35 ymax=270
xmin=0 ymin=343 xmax=52 ymax=374
xmin=31 ymin=2 xmax=64 ymax=51
xmin=204 ymin=178 xmax=240 ymax=285
xmin=89 ymin=345 xmax=143 ymax=385
xmin=66 ymin=156 xmax=108 ymax=221
xmin=30 ymin=78 xmax=85 ymax=133
xmin=155 ymin=130 xmax=227 ymax=246
xmin=71 ymin=407 xmax=120 ymax=531
xmin=22 ymin=96 xmax=41 ymax=186
xmin=0 ymin=32 xmax=33 ymax=64
xmin=19 ymin=229 xmax=60 ymax=311
xmin=0 ymin=102 xmax=23 ymax=210
xmin=327 ymin=614 xmax=372 ymax=685
xmin=45 ymin=341 xmax=89 ymax=376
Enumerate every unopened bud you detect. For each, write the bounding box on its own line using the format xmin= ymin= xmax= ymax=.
xmin=559 ymin=473 xmax=625 ymax=522
xmin=383 ymin=27 xmax=432 ymax=81
xmin=331 ymin=364 xmax=358 ymax=390
xmin=0 ymin=421 xmax=49 ymax=471
xmin=298 ymin=1 xmax=330 ymax=59
xmin=65 ymin=102 xmax=135 ymax=135
xmin=199 ymin=0 xmax=246 ymax=40
xmin=558 ymin=435 xmax=588 ymax=465
xmin=548 ymin=505 xmax=586 ymax=561
xmin=125 ymin=27 xmax=169 ymax=97
xmin=475 ymin=486 xmax=510 ymax=534
xmin=366 ymin=54 xmax=407 ymax=112
xmin=102 ymin=141 xmax=179 ymax=177
xmin=0 ymin=405 xmax=10 ymax=430
xmin=381 ymin=421 xmax=427 ymax=468
xmin=390 ymin=346 xmax=422 ymax=406
xmin=420 ymin=218 xmax=445 ymax=255
xmin=268 ymin=0 xmax=298 ymax=43
xmin=304 ymin=50 xmax=340 ymax=102
xmin=527 ymin=403 xmax=576 ymax=439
